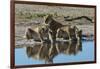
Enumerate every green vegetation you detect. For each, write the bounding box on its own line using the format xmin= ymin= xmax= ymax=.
xmin=16 ymin=11 xmax=60 ymax=20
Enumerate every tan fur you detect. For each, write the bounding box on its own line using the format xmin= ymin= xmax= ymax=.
xmin=56 ymin=25 xmax=82 ymax=41
xmin=25 ymin=24 xmax=49 ymax=42
xmin=44 ymin=15 xmax=64 ymax=43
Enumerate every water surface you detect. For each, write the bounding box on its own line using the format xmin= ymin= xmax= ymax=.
xmin=15 ymin=40 xmax=94 ymax=65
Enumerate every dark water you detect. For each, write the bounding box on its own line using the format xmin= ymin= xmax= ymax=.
xmin=15 ymin=40 xmax=94 ymax=65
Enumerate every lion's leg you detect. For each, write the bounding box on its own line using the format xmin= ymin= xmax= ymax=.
xmin=47 ymin=32 xmax=50 ymax=41
xmin=74 ymin=26 xmax=81 ymax=41
xmin=75 ymin=32 xmax=78 ymax=40
xmin=56 ymin=29 xmax=61 ymax=40
xmin=48 ymin=29 xmax=53 ymax=43
xmin=56 ymin=29 xmax=60 ymax=39
xmin=48 ymin=31 xmax=56 ymax=43
xmin=48 ymin=32 xmax=54 ymax=43
xmin=75 ymin=30 xmax=80 ymax=41
xmin=38 ymin=32 xmax=45 ymax=43
xmin=67 ymin=31 xmax=71 ymax=41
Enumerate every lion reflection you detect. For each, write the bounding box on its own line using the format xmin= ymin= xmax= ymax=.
xmin=26 ymin=41 xmax=82 ymax=64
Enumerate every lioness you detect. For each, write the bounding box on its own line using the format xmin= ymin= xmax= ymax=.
xmin=24 ymin=24 xmax=49 ymax=42
xmin=56 ymin=25 xmax=82 ymax=41
xmin=44 ymin=15 xmax=64 ymax=43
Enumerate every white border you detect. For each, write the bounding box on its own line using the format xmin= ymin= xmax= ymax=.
xmin=0 ymin=0 xmax=99 ymax=69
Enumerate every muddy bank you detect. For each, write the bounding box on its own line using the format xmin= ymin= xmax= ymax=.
xmin=15 ymin=4 xmax=95 ymax=47
xmin=15 ymin=22 xmax=94 ymax=47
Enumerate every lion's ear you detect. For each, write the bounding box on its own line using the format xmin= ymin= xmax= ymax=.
xmin=44 ymin=15 xmax=53 ymax=24
xmin=44 ymin=14 xmax=53 ymax=20
xmin=44 ymin=15 xmax=49 ymax=20
xmin=43 ymin=15 xmax=49 ymax=24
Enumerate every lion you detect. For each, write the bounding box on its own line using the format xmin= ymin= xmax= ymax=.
xmin=24 ymin=24 xmax=49 ymax=43
xmin=56 ymin=25 xmax=82 ymax=41
xmin=44 ymin=15 xmax=64 ymax=43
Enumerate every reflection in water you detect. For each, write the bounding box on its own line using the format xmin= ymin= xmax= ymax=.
xmin=26 ymin=41 xmax=82 ymax=64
